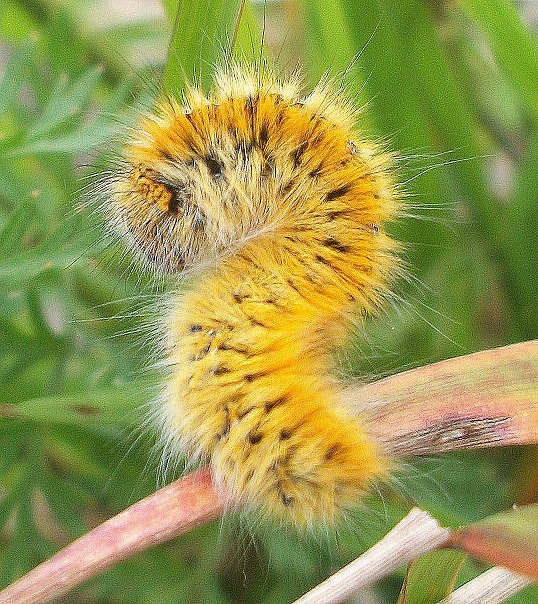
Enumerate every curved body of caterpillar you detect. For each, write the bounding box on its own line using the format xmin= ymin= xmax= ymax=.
xmin=106 ymin=65 xmax=400 ymax=527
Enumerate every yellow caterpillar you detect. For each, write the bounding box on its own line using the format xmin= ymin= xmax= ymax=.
xmin=105 ymin=64 xmax=400 ymax=528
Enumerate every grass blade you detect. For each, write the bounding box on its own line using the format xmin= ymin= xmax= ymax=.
xmin=162 ymin=0 xmax=246 ymax=96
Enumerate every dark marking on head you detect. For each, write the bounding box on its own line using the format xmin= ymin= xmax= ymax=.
xmin=265 ymin=396 xmax=287 ymax=412
xmin=309 ymin=164 xmax=324 ymax=178
xmin=279 ymin=428 xmax=292 ymax=441
xmin=233 ymin=292 xmax=249 ymax=303
xmin=261 ymin=156 xmax=275 ymax=179
xmin=323 ymin=237 xmax=350 ymax=252
xmin=291 ymin=140 xmax=308 ymax=168
xmin=192 ymin=210 xmax=206 ymax=231
xmin=245 ymin=95 xmax=258 ymax=123
xmin=189 ymin=324 xmax=203 ymax=333
xmin=315 ymin=254 xmax=330 ymax=266
xmin=371 ymin=223 xmax=379 ymax=234
xmin=286 ymin=278 xmax=302 ymax=296
xmin=281 ymin=445 xmax=297 ymax=465
xmin=326 ymin=185 xmax=351 ymax=201
xmin=259 ymin=122 xmax=269 ymax=147
xmin=216 ymin=407 xmax=231 ymax=440
xmin=274 ymin=108 xmax=286 ymax=126
xmin=211 ymin=364 xmax=230 ymax=376
xmin=237 ymin=252 xmax=262 ymax=271
xmin=148 ymin=173 xmax=182 ymax=215
xmin=281 ymin=492 xmax=293 ymax=506
xmin=282 ymin=179 xmax=295 ymax=195
xmin=248 ymin=431 xmax=263 ymax=445
xmin=217 ymin=342 xmax=251 ymax=356
xmin=190 ymin=340 xmax=211 ymax=361
xmin=326 ymin=210 xmax=350 ymax=221
xmin=244 ymin=371 xmax=267 ymax=383
xmin=249 ymin=316 xmax=266 ymax=328
xmin=276 ymin=479 xmax=294 ymax=506
xmin=166 ymin=189 xmax=181 ymax=215
xmin=204 ymin=155 xmax=225 ymax=179
xmin=237 ymin=405 xmax=255 ymax=419
xmin=324 ymin=443 xmax=340 ymax=461
xmin=309 ymin=133 xmax=326 ymax=150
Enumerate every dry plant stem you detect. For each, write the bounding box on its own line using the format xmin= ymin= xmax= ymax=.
xmin=351 ymin=340 xmax=538 ymax=456
xmin=292 ymin=508 xmax=452 ymax=604
xmin=437 ymin=566 xmax=533 ymax=604
xmin=0 ymin=468 xmax=224 ymax=604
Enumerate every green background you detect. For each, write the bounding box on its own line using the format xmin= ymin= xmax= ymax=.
xmin=0 ymin=0 xmax=537 ymax=602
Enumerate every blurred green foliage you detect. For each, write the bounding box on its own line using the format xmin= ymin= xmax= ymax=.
xmin=0 ymin=0 xmax=537 ymax=602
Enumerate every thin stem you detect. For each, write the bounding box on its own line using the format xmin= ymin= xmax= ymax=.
xmin=292 ymin=508 xmax=452 ymax=604
xmin=438 ymin=566 xmax=532 ymax=604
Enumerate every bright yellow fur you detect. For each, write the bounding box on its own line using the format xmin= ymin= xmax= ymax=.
xmin=106 ymin=65 xmax=400 ymax=527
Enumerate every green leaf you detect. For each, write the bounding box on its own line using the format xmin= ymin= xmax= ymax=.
xmin=38 ymin=470 xmax=88 ymax=536
xmin=302 ymin=0 xmax=358 ymax=86
xmin=0 ymin=195 xmax=36 ymax=256
xmin=459 ymin=0 xmax=538 ymax=125
xmin=2 ymin=379 xmax=156 ymax=426
xmin=0 ymin=34 xmax=37 ymax=116
xmin=11 ymin=121 xmax=121 ymax=155
xmin=26 ymin=65 xmax=104 ymax=141
xmin=162 ymin=0 xmax=246 ymax=96
xmin=398 ymin=549 xmax=467 ymax=604
xmin=499 ymin=133 xmax=538 ymax=337
xmin=233 ymin=0 xmax=263 ymax=59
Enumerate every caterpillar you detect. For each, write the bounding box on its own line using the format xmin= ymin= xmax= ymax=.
xmin=104 ymin=63 xmax=401 ymax=528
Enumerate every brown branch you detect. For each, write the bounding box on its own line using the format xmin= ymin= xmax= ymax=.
xmin=0 ymin=469 xmax=225 ymax=604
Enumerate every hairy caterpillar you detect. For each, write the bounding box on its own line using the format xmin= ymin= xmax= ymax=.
xmin=104 ymin=63 xmax=401 ymax=528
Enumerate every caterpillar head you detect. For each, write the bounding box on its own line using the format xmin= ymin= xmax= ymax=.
xmin=105 ymin=68 xmax=292 ymax=274
xmin=106 ymin=121 xmax=240 ymax=274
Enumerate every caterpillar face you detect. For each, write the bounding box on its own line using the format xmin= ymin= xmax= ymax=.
xmin=106 ymin=65 xmax=401 ymax=526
